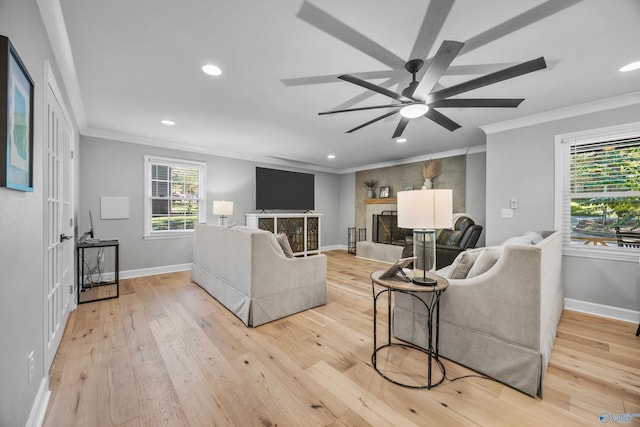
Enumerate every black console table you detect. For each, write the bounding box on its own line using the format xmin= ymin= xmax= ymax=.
xmin=77 ymin=239 xmax=119 ymax=304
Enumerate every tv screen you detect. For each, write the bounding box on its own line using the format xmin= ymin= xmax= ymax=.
xmin=256 ymin=167 xmax=315 ymax=211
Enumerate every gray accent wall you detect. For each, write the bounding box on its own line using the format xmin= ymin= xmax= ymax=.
xmin=0 ymin=0 xmax=80 ymax=425
xmin=466 ymin=151 xmax=487 ymax=247
xmin=79 ymin=136 xmax=343 ymax=272
xmin=485 ymin=102 xmax=640 ymax=312
xmin=338 ymin=172 xmax=355 ymax=246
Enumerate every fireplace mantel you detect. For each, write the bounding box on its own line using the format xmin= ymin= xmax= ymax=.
xmin=365 ymin=197 xmax=397 ymax=205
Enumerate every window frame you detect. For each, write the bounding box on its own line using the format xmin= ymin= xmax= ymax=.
xmin=143 ymin=155 xmax=207 ymax=239
xmin=554 ymin=121 xmax=640 ymax=262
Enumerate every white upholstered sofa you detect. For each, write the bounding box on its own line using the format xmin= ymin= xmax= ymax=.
xmin=393 ymin=230 xmax=563 ymax=397
xmin=191 ymin=224 xmax=327 ymax=327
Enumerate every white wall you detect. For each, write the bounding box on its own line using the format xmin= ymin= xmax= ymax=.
xmin=0 ymin=0 xmax=79 ymax=425
xmin=485 ymin=102 xmax=640 ymax=312
xmin=79 ymin=136 xmax=344 ymax=273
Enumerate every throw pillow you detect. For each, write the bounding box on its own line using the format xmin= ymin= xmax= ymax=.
xmin=276 ymin=233 xmax=295 ymax=258
xmin=522 ymin=231 xmax=544 ymax=244
xmin=446 ymin=248 xmax=483 ymax=279
xmin=466 ymin=246 xmax=504 ymax=278
xmin=501 ymin=235 xmax=535 ymax=246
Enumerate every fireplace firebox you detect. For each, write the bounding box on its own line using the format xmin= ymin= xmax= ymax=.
xmin=372 ymin=211 xmax=408 ymax=246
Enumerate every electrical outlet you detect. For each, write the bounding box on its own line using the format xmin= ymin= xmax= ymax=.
xmin=510 ymin=198 xmax=518 ymax=209
xmin=27 ymin=351 xmax=35 ymax=383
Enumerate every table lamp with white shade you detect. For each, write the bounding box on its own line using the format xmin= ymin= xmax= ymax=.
xmin=397 ymin=189 xmax=453 ymax=285
xmin=213 ymin=200 xmax=233 ymax=226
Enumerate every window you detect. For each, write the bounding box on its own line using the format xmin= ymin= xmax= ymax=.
xmin=555 ymin=122 xmax=640 ymax=261
xmin=144 ymin=155 xmax=206 ymax=238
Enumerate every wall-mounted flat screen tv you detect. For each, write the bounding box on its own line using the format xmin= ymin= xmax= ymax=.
xmin=256 ymin=167 xmax=315 ymax=211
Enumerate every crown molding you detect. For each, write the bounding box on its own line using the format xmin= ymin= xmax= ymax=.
xmin=82 ymin=127 xmax=341 ymax=174
xmin=338 ymin=144 xmax=486 ymax=174
xmin=37 ymin=0 xmax=87 ymax=129
xmin=480 ymin=91 xmax=640 ymax=135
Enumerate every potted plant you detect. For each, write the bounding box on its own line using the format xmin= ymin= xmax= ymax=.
xmin=363 ymin=179 xmax=378 ymax=198
xmin=422 ymin=160 xmax=441 ymax=189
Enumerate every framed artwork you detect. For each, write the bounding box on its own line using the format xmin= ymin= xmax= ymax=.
xmin=1 ymin=35 xmax=34 ymax=192
xmin=379 ymin=186 xmax=390 ymax=198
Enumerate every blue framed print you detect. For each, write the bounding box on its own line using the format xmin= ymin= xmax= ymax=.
xmin=0 ymin=35 xmax=34 ymax=192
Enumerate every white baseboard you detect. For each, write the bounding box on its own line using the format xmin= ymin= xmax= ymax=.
xmin=564 ymin=298 xmax=640 ymax=324
xmin=120 ymin=263 xmax=192 ymax=279
xmin=321 ymin=244 xmax=347 ymax=252
xmin=27 ymin=377 xmax=50 ymax=427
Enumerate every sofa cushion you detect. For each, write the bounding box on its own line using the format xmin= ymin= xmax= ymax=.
xmin=275 ymin=233 xmax=294 ymax=258
xmin=466 ymin=246 xmax=504 ymax=278
xmin=446 ymin=248 xmax=483 ymax=279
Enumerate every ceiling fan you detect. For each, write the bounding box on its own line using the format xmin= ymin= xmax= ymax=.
xmin=318 ymin=40 xmax=547 ymax=138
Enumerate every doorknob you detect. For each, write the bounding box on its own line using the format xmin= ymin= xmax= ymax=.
xmin=60 ymin=234 xmax=73 ymax=242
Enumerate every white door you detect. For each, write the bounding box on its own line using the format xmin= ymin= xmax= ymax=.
xmin=44 ymin=64 xmax=74 ymax=370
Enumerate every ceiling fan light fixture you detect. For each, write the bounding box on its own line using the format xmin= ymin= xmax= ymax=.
xmin=400 ymin=104 xmax=429 ymax=119
xmin=202 ymin=64 xmax=222 ymax=76
xmin=396 ymin=138 xmax=407 ymax=143
xmin=619 ymin=60 xmax=640 ymax=72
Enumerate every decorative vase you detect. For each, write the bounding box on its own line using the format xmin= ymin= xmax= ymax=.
xmin=367 ymin=188 xmax=374 ymax=198
xmin=422 ymin=178 xmax=433 ymax=190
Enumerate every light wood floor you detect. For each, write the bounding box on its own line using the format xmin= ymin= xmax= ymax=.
xmin=44 ymin=250 xmax=640 ymax=426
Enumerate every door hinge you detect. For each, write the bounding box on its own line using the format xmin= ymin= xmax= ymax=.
xmin=70 ymin=150 xmax=74 ymax=159
xmin=69 ymin=285 xmax=73 ymax=294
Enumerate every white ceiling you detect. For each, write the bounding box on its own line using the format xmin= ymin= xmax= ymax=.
xmin=48 ymin=0 xmax=640 ymax=172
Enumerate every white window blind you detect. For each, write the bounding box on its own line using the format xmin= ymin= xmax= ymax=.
xmin=558 ymin=131 xmax=640 ymax=260
xmin=144 ymin=156 xmax=206 ymax=237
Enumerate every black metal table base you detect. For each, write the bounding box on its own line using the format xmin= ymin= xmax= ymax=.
xmin=372 ymin=286 xmax=446 ymax=389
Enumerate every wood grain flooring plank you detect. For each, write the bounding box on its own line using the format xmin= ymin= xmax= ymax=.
xmin=43 ymin=250 xmax=640 ymax=427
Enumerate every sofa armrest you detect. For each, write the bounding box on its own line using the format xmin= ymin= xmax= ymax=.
xmin=251 ymin=233 xmax=327 ymax=298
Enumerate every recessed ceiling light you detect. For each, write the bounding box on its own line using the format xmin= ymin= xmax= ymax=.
xmin=327 ymin=154 xmax=335 ymax=159
xmin=400 ymin=104 xmax=429 ymax=118
xmin=396 ymin=138 xmax=407 ymax=143
xmin=619 ymin=60 xmax=640 ymax=72
xmin=161 ymin=119 xmax=175 ymax=126
xmin=202 ymin=64 xmax=222 ymax=76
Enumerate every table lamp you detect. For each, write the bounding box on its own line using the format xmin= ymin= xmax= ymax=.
xmin=213 ymin=200 xmax=233 ymax=226
xmin=397 ymin=189 xmax=453 ymax=285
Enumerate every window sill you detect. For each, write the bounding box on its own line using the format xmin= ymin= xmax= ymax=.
xmin=563 ymin=245 xmax=640 ymax=263
xmin=143 ymin=232 xmax=194 ymax=240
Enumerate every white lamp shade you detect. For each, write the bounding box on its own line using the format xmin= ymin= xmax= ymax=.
xmin=397 ymin=189 xmax=453 ymax=229
xmin=213 ymin=200 xmax=233 ymax=216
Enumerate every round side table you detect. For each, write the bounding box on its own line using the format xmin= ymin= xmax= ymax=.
xmin=370 ymin=269 xmax=448 ymax=389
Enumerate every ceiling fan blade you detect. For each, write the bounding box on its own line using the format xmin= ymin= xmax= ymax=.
xmin=426 ymin=57 xmax=547 ymax=103
xmin=425 ymin=109 xmax=461 ymax=132
xmin=460 ymin=0 xmax=582 ymax=56
xmin=282 ymin=70 xmax=393 ymax=87
xmin=319 ymin=103 xmax=407 ymax=115
xmin=412 ymin=40 xmax=465 ymax=101
xmin=339 ymin=74 xmax=412 ymax=102
xmin=297 ymin=2 xmax=405 ymax=69
xmin=392 ymin=117 xmax=410 ymax=139
xmin=430 ymin=98 xmax=524 ymax=108
xmin=409 ymin=0 xmax=454 ymax=60
xmin=346 ymin=109 xmax=401 ymax=133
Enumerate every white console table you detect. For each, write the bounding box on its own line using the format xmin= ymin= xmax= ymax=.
xmin=246 ymin=213 xmax=321 ymax=257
